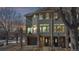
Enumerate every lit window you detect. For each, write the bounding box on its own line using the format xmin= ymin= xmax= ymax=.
xmin=60 ymin=24 xmax=65 ymax=32
xmin=34 ymin=14 xmax=36 ymax=18
xmin=32 ymin=25 xmax=37 ymax=33
xmin=40 ymin=24 xmax=49 ymax=32
xmin=54 ymin=24 xmax=65 ymax=32
xmin=32 ymin=14 xmax=37 ymax=20
xmin=43 ymin=26 xmax=47 ymax=32
xmin=27 ymin=27 xmax=32 ymax=34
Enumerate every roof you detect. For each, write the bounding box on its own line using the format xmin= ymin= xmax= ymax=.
xmin=25 ymin=7 xmax=58 ymax=17
xmin=24 ymin=7 xmax=59 ymax=26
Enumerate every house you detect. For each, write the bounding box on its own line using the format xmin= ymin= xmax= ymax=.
xmin=25 ymin=7 xmax=73 ymax=50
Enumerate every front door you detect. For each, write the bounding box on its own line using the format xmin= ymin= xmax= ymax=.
xmin=59 ymin=37 xmax=65 ymax=48
xmin=44 ymin=37 xmax=50 ymax=46
xmin=54 ymin=37 xmax=65 ymax=48
xmin=39 ymin=36 xmax=50 ymax=47
xmin=54 ymin=37 xmax=58 ymax=47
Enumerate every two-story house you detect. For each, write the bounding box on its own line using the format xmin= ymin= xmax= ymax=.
xmin=25 ymin=7 xmax=71 ymax=50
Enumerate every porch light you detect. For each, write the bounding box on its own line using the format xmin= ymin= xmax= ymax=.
xmin=33 ymin=25 xmax=37 ymax=33
xmin=45 ymin=38 xmax=48 ymax=43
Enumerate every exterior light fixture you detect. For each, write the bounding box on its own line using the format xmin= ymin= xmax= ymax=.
xmin=33 ymin=25 xmax=37 ymax=33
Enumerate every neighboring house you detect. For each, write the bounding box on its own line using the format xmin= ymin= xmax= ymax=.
xmin=24 ymin=7 xmax=79 ymax=50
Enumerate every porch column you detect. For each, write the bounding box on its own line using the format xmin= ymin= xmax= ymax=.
xmin=50 ymin=19 xmax=53 ymax=48
xmin=42 ymin=37 xmax=45 ymax=47
xmin=37 ymin=35 xmax=39 ymax=47
xmin=65 ymin=28 xmax=69 ymax=50
xmin=50 ymin=13 xmax=54 ymax=50
xmin=65 ymin=36 xmax=69 ymax=50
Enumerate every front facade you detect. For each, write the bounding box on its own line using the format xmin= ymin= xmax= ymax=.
xmin=25 ymin=8 xmax=71 ymax=50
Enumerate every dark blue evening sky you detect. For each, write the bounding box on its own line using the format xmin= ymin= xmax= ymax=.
xmin=14 ymin=7 xmax=39 ymax=24
xmin=0 ymin=7 xmax=39 ymax=24
xmin=15 ymin=7 xmax=38 ymax=15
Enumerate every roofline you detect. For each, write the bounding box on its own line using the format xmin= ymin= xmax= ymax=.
xmin=24 ymin=8 xmax=41 ymax=17
xmin=24 ymin=7 xmax=58 ymax=17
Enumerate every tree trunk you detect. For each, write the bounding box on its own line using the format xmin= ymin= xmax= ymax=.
xmin=16 ymin=33 xmax=18 ymax=44
xmin=19 ymin=28 xmax=23 ymax=49
xmin=6 ymin=31 xmax=8 ymax=45
xmin=74 ymin=27 xmax=79 ymax=50
xmin=69 ymin=28 xmax=78 ymax=51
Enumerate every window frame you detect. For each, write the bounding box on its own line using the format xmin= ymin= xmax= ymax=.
xmin=54 ymin=24 xmax=65 ymax=33
xmin=40 ymin=24 xmax=49 ymax=32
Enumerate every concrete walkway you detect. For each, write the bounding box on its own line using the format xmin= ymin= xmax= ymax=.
xmin=0 ymin=44 xmax=71 ymax=51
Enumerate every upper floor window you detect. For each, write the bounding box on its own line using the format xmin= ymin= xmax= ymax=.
xmin=53 ymin=13 xmax=58 ymax=20
xmin=32 ymin=14 xmax=37 ymax=20
xmin=54 ymin=24 xmax=65 ymax=32
xmin=46 ymin=13 xmax=50 ymax=19
xmin=40 ymin=24 xmax=49 ymax=32
xmin=39 ymin=14 xmax=43 ymax=20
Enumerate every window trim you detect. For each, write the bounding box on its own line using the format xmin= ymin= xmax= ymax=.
xmin=40 ymin=24 xmax=49 ymax=32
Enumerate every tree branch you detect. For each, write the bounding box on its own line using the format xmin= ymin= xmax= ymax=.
xmin=59 ymin=7 xmax=72 ymax=28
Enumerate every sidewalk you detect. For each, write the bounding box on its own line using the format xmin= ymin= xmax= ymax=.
xmin=0 ymin=44 xmax=71 ymax=51
xmin=0 ymin=43 xmax=24 ymax=51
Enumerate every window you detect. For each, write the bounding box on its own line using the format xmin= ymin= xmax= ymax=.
xmin=46 ymin=13 xmax=50 ymax=19
xmin=60 ymin=24 xmax=65 ymax=32
xmin=54 ymin=13 xmax=58 ymax=19
xmin=27 ymin=27 xmax=32 ymax=34
xmin=40 ymin=24 xmax=49 ymax=32
xmin=39 ymin=14 xmax=43 ymax=20
xmin=54 ymin=24 xmax=65 ymax=32
xmin=32 ymin=25 xmax=37 ymax=33
xmin=32 ymin=14 xmax=37 ymax=20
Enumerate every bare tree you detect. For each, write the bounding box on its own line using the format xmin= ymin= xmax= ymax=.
xmin=14 ymin=13 xmax=24 ymax=44
xmin=58 ymin=7 xmax=79 ymax=51
xmin=0 ymin=7 xmax=19 ymax=45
